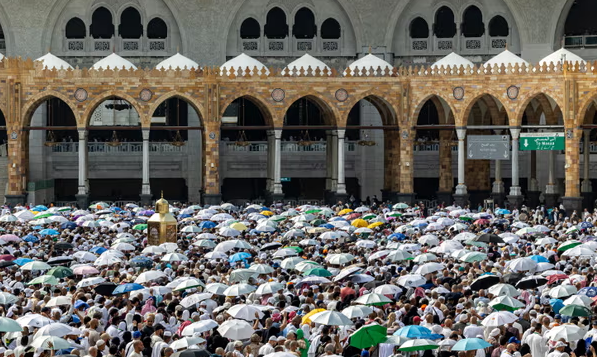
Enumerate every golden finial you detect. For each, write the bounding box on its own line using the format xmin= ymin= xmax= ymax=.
xmin=161 ymin=191 xmax=164 ymax=199
xmin=177 ymin=46 xmax=180 ymax=53
xmin=368 ymin=46 xmax=372 ymax=54
xmin=505 ymin=43 xmax=508 ymax=51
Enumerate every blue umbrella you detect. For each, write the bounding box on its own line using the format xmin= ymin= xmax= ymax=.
xmin=394 ymin=325 xmax=435 ymax=339
xmin=60 ymin=222 xmax=77 ymax=230
xmin=495 ymin=209 xmax=511 ymax=215
xmin=39 ymin=229 xmax=59 ymax=236
xmin=178 ymin=214 xmax=191 ymax=219
xmin=579 ymin=287 xmax=597 ymax=298
xmin=579 ymin=222 xmax=594 ymax=230
xmin=452 ymin=338 xmax=492 ymax=351
xmin=550 ymin=298 xmax=564 ymax=314
xmin=14 ymin=258 xmax=33 ymax=266
xmin=529 ymin=255 xmax=549 ymax=263
xmin=229 ymin=252 xmax=252 ymax=263
xmin=319 ymin=223 xmax=334 ymax=229
xmin=389 ymin=233 xmax=406 ymax=241
xmin=32 ymin=205 xmax=48 ymax=211
xmin=199 ymin=221 xmax=216 ymax=229
xmin=110 ymin=207 xmax=122 ymax=212
xmin=131 ymin=257 xmax=153 ymax=268
xmin=413 ymin=222 xmax=428 ymax=228
xmin=90 ymin=246 xmax=107 ymax=254
xmin=23 ymin=235 xmax=39 ymax=243
xmin=493 ymin=219 xmax=509 ymax=225
xmin=74 ymin=300 xmax=89 ymax=310
xmin=113 ymin=283 xmax=144 ymax=295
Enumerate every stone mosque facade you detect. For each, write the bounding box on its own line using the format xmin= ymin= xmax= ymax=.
xmin=0 ymin=0 xmax=594 ymax=211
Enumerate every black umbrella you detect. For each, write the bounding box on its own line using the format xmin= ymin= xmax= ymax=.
xmin=470 ymin=275 xmax=501 ymax=291
xmin=55 ymin=242 xmax=74 ymax=250
xmin=0 ymin=261 xmax=15 ymax=268
xmin=94 ymin=282 xmax=117 ymax=296
xmin=502 ymin=272 xmax=524 ymax=285
xmin=475 ymin=233 xmax=504 ymax=244
xmin=515 ymin=276 xmax=548 ymax=289
xmin=48 ymin=256 xmax=74 ymax=266
xmin=173 ymin=350 xmax=210 ymax=357
xmin=260 ymin=242 xmax=282 ymax=251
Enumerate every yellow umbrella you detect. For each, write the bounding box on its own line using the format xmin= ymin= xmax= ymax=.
xmin=351 ymin=219 xmax=368 ymax=228
xmin=368 ymin=222 xmax=383 ymax=229
xmin=230 ymin=222 xmax=247 ymax=231
xmin=261 ymin=211 xmax=274 ymax=216
xmin=338 ymin=209 xmax=353 ymax=216
xmin=301 ymin=308 xmax=326 ymax=324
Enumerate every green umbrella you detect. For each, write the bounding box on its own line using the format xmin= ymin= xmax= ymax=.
xmin=459 ymin=216 xmax=473 ymax=222
xmin=310 ymin=219 xmax=327 ymax=226
xmin=465 ymin=240 xmax=488 ymax=248
xmin=133 ymin=224 xmax=148 ymax=231
xmin=387 ymin=212 xmax=402 ymax=217
xmin=489 ymin=296 xmax=525 ymax=312
xmin=399 ymin=339 xmax=439 ymax=352
xmin=0 ymin=317 xmax=22 ymax=332
xmin=286 ymin=246 xmax=304 ymax=254
xmin=362 ymin=214 xmax=377 ymax=220
xmin=27 ymin=275 xmax=59 ymax=286
xmin=34 ymin=213 xmax=54 ymax=219
xmin=305 ymin=209 xmax=322 ymax=214
xmin=302 ymin=267 xmax=333 ymax=277
xmin=558 ymin=240 xmax=582 ymax=252
xmin=269 ymin=215 xmax=286 ymax=222
xmin=47 ymin=266 xmax=73 ymax=278
xmin=350 ymin=324 xmax=388 ymax=349
xmin=559 ymin=304 xmax=592 ymax=317
xmin=459 ymin=252 xmax=488 ymax=263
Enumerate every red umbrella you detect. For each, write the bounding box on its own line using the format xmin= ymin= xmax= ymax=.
xmin=346 ymin=213 xmax=362 ymax=220
xmin=0 ymin=255 xmax=15 ymax=261
xmin=474 ymin=219 xmax=490 ymax=225
xmin=547 ymin=274 xmax=569 ymax=284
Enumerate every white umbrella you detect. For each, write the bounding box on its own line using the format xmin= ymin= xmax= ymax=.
xmin=142 ymin=246 xmax=166 ymax=254
xmin=194 ymin=240 xmax=217 ymax=248
xmin=255 ymin=282 xmax=285 ymax=295
xmin=205 ymin=283 xmax=229 ymax=295
xmin=550 ymin=285 xmax=578 ymax=298
xmin=161 ymin=253 xmax=189 ymax=262
xmin=563 ymin=295 xmax=593 ymax=307
xmin=16 ymin=314 xmax=53 ymax=328
xmin=20 ymin=261 xmax=51 ymax=271
xmin=180 ymin=293 xmax=212 ymax=308
xmin=223 ymin=283 xmax=256 ymax=296
xmin=72 ymin=251 xmax=97 ymax=262
xmin=481 ymin=311 xmax=518 ymax=327
xmin=415 ymin=262 xmax=444 ymax=275
xmin=397 ymin=274 xmax=426 ymax=288
xmin=94 ymin=255 xmax=122 ymax=266
xmin=373 ymin=284 xmax=402 ymax=295
xmin=205 ymin=251 xmax=228 ymax=260
xmin=507 ymin=257 xmax=537 ymax=272
xmin=326 ymin=253 xmax=355 ymax=265
xmin=354 ymin=293 xmax=392 ymax=305
xmin=76 ymin=277 xmax=106 ymax=288
xmin=0 ymin=292 xmax=17 ymax=305
xmin=182 ymin=320 xmax=219 ymax=336
xmin=32 ymin=323 xmax=78 ymax=339
xmin=249 ymin=264 xmax=275 ymax=275
xmin=367 ymin=250 xmax=391 ymax=262
xmin=112 ymin=243 xmax=135 ymax=252
xmin=217 ymin=319 xmax=254 ymax=340
xmin=310 ymin=310 xmax=354 ymax=326
xmin=386 ymin=250 xmax=413 ymax=262
xmin=280 ymin=257 xmax=304 ymax=270
xmin=545 ymin=324 xmax=585 ymax=342
xmin=218 ymin=227 xmax=241 ymax=237
xmin=135 ymin=271 xmax=168 ymax=284
xmin=341 ymin=305 xmax=374 ymax=319
xmin=488 ymin=284 xmax=520 ymax=297
xmin=169 ymin=337 xmax=206 ymax=350
xmin=272 ymin=248 xmax=298 ymax=258
xmin=562 ymin=246 xmax=596 ymax=258
xmin=46 ymin=296 xmax=72 ymax=307
xmin=418 ymin=234 xmax=440 ymax=246
xmin=227 ymin=304 xmax=264 ymax=320
xmin=160 ymin=242 xmax=178 ymax=253
xmin=181 ymin=225 xmax=201 ymax=233
xmin=174 ymin=279 xmax=205 ymax=291
xmin=31 ymin=336 xmax=72 ymax=350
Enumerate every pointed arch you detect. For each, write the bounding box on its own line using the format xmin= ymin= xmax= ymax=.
xmin=82 ymin=92 xmax=144 ymax=128
xmin=148 ymin=92 xmax=205 ymax=127
xmin=219 ymin=94 xmax=274 ymax=127
xmin=343 ymin=91 xmax=399 ymax=126
xmin=90 ymin=6 xmax=114 ymax=39
xmin=66 ymin=17 xmax=86 ymax=39
xmin=282 ymin=93 xmax=339 ymax=127
xmin=22 ymin=91 xmax=81 ymax=128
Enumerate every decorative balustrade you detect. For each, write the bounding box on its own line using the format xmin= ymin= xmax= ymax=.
xmin=221 ymin=141 xmax=357 ymax=153
xmin=50 ymin=142 xmax=186 ymax=154
xmin=564 ymin=35 xmax=597 ymax=48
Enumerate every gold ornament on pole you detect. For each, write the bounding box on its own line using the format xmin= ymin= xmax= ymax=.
xmin=147 ymin=192 xmax=178 ymax=246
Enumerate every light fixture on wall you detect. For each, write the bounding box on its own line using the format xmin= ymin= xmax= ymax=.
xmin=297 ymin=99 xmax=313 ymax=147
xmin=357 ymin=126 xmax=375 ymax=146
xmin=44 ymin=99 xmax=58 ymax=147
xmin=107 ymin=130 xmax=121 ymax=147
xmin=171 ymin=98 xmax=186 ymax=147
xmin=234 ymin=98 xmax=249 ymax=147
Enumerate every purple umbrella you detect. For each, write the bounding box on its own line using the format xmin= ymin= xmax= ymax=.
xmin=138 ymin=210 xmax=155 ymax=216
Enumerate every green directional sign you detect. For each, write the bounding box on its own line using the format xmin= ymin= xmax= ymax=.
xmin=520 ymin=133 xmax=565 ymax=151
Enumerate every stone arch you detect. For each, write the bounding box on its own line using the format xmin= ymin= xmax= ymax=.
xmin=552 ymin=0 xmax=579 ymax=49
xmin=515 ymin=92 xmax=564 ymax=127
xmin=461 ymin=4 xmax=485 ymax=38
xmin=290 ymin=5 xmax=319 ymax=37
xmin=461 ymin=93 xmax=508 ymax=126
xmin=410 ymin=94 xmax=457 ymax=128
xmin=82 ymin=91 xmax=145 ymax=128
xmin=282 ymin=92 xmax=339 ymax=127
xmin=148 ymin=91 xmax=205 ymax=127
xmin=219 ymin=94 xmax=274 ymax=127
xmin=21 ymin=91 xmax=80 ymax=128
xmin=343 ymin=91 xmax=399 ymax=126
xmin=89 ymin=5 xmax=115 ymax=39
xmin=116 ymin=5 xmax=145 ymax=39
xmin=576 ymin=92 xmax=597 ymax=127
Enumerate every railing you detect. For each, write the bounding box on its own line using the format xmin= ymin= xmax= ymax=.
xmin=55 ymin=201 xmax=77 ymax=207
xmin=295 ymin=38 xmax=315 ymax=52
xmin=490 ymin=37 xmax=508 ymax=50
xmin=50 ymin=142 xmax=186 ymax=154
xmin=322 ymin=39 xmax=340 ymax=53
xmin=434 ymin=37 xmax=454 ymax=52
xmin=66 ymin=39 xmax=85 ymax=52
xmin=221 ymin=141 xmax=357 ymax=152
xmin=461 ymin=37 xmax=484 ymax=53
xmin=121 ymin=39 xmax=141 ymax=52
xmin=266 ymin=38 xmax=287 ymax=52
xmin=410 ymin=38 xmax=429 ymax=51
xmin=149 ymin=39 xmax=166 ymax=51
xmin=414 ymin=141 xmax=458 ymax=152
xmin=241 ymin=39 xmax=259 ymax=53
xmin=0 ymin=39 xmax=5 ymax=51
xmin=93 ymin=38 xmax=113 ymax=52
xmin=564 ymin=35 xmax=597 ymax=48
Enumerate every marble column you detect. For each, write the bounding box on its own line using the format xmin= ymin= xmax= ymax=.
xmin=452 ymin=128 xmax=468 ymax=207
xmin=266 ymin=130 xmax=274 ymax=193
xmin=140 ymin=128 xmax=152 ymax=205
xmin=336 ymin=129 xmax=347 ymax=202
xmin=526 ymin=150 xmax=541 ymax=208
xmin=272 ymin=129 xmax=283 ymax=199
xmin=544 ymin=150 xmax=559 ymax=208
xmin=75 ymin=129 xmax=89 ymax=208
xmin=491 ymin=131 xmax=505 ymax=206
xmin=582 ymin=129 xmax=593 ymax=209
xmin=507 ymin=128 xmax=523 ymax=208
xmin=437 ymin=130 xmax=453 ymax=205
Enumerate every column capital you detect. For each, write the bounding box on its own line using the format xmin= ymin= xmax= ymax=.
xmin=142 ymin=129 xmax=150 ymax=141
xmin=273 ymin=129 xmax=282 ymax=139
xmin=456 ymin=128 xmax=466 ymax=140
xmin=584 ymin=128 xmax=592 ymax=136
xmin=77 ymin=129 xmax=87 ymax=140
xmin=509 ymin=127 xmax=521 ymax=139
xmin=336 ymin=129 xmax=346 ymax=139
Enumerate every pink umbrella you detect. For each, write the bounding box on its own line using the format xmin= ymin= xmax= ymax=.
xmin=0 ymin=234 xmax=21 ymax=243
xmin=73 ymin=266 xmax=100 ymax=275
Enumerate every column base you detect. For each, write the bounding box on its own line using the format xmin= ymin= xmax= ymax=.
xmin=140 ymin=194 xmax=153 ymax=206
xmin=583 ymin=192 xmax=594 ymax=210
xmin=526 ymin=191 xmax=541 ymax=209
xmin=396 ymin=193 xmax=416 ymax=206
xmin=203 ymin=194 xmax=222 ymax=206
xmin=74 ymin=194 xmax=89 ymax=209
xmin=436 ymin=191 xmax=453 ymax=206
xmin=453 ymin=194 xmax=469 ymax=208
xmin=562 ymin=196 xmax=583 ymax=214
xmin=544 ymin=193 xmax=560 ymax=209
xmin=506 ymin=195 xmax=524 ymax=209
xmin=491 ymin=192 xmax=506 ymax=208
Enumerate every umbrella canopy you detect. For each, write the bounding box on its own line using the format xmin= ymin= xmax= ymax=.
xmin=399 ymin=339 xmax=439 ymax=352
xmin=217 ymin=319 xmax=254 ymax=340
xmin=310 ymin=310 xmax=354 ymax=326
xmin=559 ymin=304 xmax=592 ymax=317
xmin=481 ymin=311 xmax=518 ymax=327
xmin=452 ymin=338 xmax=492 ymax=351
xmin=0 ymin=317 xmax=22 ymax=332
xmin=350 ymin=324 xmax=388 ymax=349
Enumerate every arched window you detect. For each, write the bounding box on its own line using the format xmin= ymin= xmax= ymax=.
xmin=90 ymin=7 xmax=114 ymax=39
xmin=293 ymin=8 xmax=316 ymax=39
xmin=147 ymin=18 xmax=167 ymax=39
xmin=240 ymin=18 xmax=260 ymax=39
xmin=119 ymin=7 xmax=143 ymax=39
xmin=66 ymin=17 xmax=86 ymax=39
xmin=410 ymin=17 xmax=429 ymax=38
xmin=564 ymin=0 xmax=597 ymax=36
xmin=462 ymin=6 xmax=484 ymax=37
xmin=264 ymin=7 xmax=288 ymax=39
xmin=434 ymin=6 xmax=456 ymax=38
xmin=489 ymin=16 xmax=509 ymax=37
xmin=321 ymin=18 xmax=341 ymax=39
